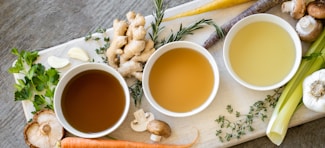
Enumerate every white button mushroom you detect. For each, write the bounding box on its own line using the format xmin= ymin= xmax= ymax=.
xmin=130 ymin=109 xmax=155 ymax=132
xmin=281 ymin=0 xmax=306 ymax=19
xmin=296 ymin=15 xmax=323 ymax=42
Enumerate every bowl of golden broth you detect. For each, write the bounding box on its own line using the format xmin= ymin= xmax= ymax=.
xmin=143 ymin=41 xmax=220 ymax=117
xmin=223 ymin=14 xmax=301 ymax=91
xmin=54 ymin=63 xmax=130 ymax=138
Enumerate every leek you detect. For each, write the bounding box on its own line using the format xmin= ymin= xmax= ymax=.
xmin=266 ymin=29 xmax=325 ymax=145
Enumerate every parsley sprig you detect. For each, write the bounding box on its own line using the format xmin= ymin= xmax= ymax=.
xmin=8 ymin=48 xmax=60 ymax=113
xmin=215 ymin=88 xmax=282 ymax=142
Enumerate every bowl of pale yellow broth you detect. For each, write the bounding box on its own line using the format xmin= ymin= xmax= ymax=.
xmin=223 ymin=13 xmax=301 ymax=91
xmin=142 ymin=41 xmax=220 ymax=117
xmin=54 ymin=63 xmax=130 ymax=138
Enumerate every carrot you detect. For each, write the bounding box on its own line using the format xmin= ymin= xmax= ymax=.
xmin=203 ymin=0 xmax=286 ymax=49
xmin=163 ymin=0 xmax=253 ymax=22
xmin=60 ymin=131 xmax=199 ymax=148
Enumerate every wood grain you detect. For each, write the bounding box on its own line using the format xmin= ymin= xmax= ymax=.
xmin=1 ymin=0 xmax=324 ymax=148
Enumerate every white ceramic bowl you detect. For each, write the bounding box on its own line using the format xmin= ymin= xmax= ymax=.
xmin=223 ymin=14 xmax=301 ymax=91
xmin=143 ymin=41 xmax=220 ymax=117
xmin=54 ymin=63 xmax=130 ymax=138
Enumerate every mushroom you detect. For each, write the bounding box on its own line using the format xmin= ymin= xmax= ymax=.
xmin=147 ymin=120 xmax=172 ymax=142
xmin=296 ymin=15 xmax=323 ymax=42
xmin=24 ymin=109 xmax=64 ymax=148
xmin=281 ymin=0 xmax=307 ymax=19
xmin=130 ymin=109 xmax=155 ymax=132
xmin=307 ymin=0 xmax=325 ymax=19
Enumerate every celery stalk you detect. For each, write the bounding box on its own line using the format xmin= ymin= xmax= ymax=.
xmin=266 ymin=29 xmax=325 ymax=145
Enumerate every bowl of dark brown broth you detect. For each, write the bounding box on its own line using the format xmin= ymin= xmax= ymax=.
xmin=143 ymin=41 xmax=220 ymax=117
xmin=54 ymin=63 xmax=130 ymax=138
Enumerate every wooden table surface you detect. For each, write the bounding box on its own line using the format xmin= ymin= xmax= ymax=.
xmin=1 ymin=0 xmax=324 ymax=147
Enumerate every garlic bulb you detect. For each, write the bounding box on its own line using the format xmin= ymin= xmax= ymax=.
xmin=302 ymin=69 xmax=325 ymax=113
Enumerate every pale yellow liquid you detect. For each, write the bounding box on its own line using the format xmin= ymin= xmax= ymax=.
xmin=229 ymin=22 xmax=295 ymax=86
xmin=149 ymin=48 xmax=214 ymax=112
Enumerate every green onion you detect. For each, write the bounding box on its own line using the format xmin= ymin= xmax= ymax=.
xmin=266 ymin=29 xmax=325 ymax=145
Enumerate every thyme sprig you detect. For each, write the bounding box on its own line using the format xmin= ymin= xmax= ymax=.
xmin=85 ymin=27 xmax=110 ymax=62
xmin=215 ymin=88 xmax=282 ymax=142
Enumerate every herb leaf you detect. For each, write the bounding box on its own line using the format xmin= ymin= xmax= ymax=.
xmin=9 ymin=48 xmax=60 ymax=113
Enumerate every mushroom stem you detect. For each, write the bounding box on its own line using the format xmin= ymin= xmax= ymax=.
xmin=40 ymin=123 xmax=51 ymax=135
xmin=150 ymin=134 xmax=162 ymax=142
xmin=282 ymin=1 xmax=295 ymax=13
xmin=296 ymin=15 xmax=323 ymax=41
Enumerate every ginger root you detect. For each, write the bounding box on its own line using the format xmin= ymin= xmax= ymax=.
xmin=106 ymin=11 xmax=155 ymax=81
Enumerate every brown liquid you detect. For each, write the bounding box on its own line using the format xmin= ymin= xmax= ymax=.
xmin=61 ymin=70 xmax=125 ymax=133
xmin=149 ymin=48 xmax=214 ymax=112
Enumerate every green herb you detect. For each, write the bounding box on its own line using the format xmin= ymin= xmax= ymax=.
xmin=86 ymin=27 xmax=111 ymax=62
xmin=129 ymin=80 xmax=143 ymax=107
xmin=215 ymin=88 xmax=282 ymax=142
xmin=149 ymin=0 xmax=165 ymax=49
xmin=9 ymin=48 xmax=60 ymax=113
xmin=159 ymin=19 xmax=223 ymax=47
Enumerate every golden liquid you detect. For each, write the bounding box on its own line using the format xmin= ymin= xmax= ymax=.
xmin=61 ymin=70 xmax=125 ymax=133
xmin=229 ymin=22 xmax=295 ymax=86
xmin=149 ymin=48 xmax=214 ymax=112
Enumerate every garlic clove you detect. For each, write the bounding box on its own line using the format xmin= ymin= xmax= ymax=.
xmin=68 ymin=47 xmax=90 ymax=61
xmin=47 ymin=56 xmax=70 ymax=68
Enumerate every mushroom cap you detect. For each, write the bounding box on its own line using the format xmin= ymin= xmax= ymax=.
xmin=24 ymin=109 xmax=64 ymax=148
xmin=130 ymin=109 xmax=155 ymax=132
xmin=147 ymin=120 xmax=171 ymax=138
xmin=296 ymin=15 xmax=323 ymax=42
xmin=307 ymin=1 xmax=325 ymax=19
xmin=292 ymin=0 xmax=307 ymax=19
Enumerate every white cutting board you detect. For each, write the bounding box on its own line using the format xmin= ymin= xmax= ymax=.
xmin=14 ymin=1 xmax=325 ymax=147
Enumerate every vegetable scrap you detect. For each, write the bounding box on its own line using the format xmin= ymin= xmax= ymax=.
xmin=203 ymin=0 xmax=286 ymax=49
xmin=24 ymin=109 xmax=64 ymax=148
xmin=303 ymin=69 xmax=325 ymax=113
xmin=266 ymin=28 xmax=325 ymax=146
xmin=163 ymin=0 xmax=253 ymax=22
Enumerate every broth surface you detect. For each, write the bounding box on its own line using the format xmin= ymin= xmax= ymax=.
xmin=61 ymin=70 xmax=125 ymax=133
xmin=229 ymin=22 xmax=295 ymax=86
xmin=149 ymin=48 xmax=214 ymax=112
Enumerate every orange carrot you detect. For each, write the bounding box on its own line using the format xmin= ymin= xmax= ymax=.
xmin=60 ymin=132 xmax=199 ymax=148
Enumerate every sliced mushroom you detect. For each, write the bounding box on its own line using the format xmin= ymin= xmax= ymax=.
xmin=130 ymin=109 xmax=155 ymax=132
xmin=282 ymin=0 xmax=307 ymax=19
xmin=307 ymin=1 xmax=325 ymax=19
xmin=296 ymin=15 xmax=323 ymax=42
xmin=147 ymin=120 xmax=171 ymax=142
xmin=24 ymin=109 xmax=64 ymax=148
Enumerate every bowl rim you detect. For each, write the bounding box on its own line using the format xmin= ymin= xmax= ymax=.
xmin=54 ymin=63 xmax=130 ymax=138
xmin=223 ymin=13 xmax=302 ymax=91
xmin=142 ymin=41 xmax=220 ymax=117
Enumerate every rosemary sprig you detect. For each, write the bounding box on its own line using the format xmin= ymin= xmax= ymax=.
xmin=215 ymin=88 xmax=282 ymax=142
xmin=149 ymin=0 xmax=165 ymax=49
xmin=129 ymin=80 xmax=143 ymax=107
xmin=160 ymin=19 xmax=223 ymax=47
